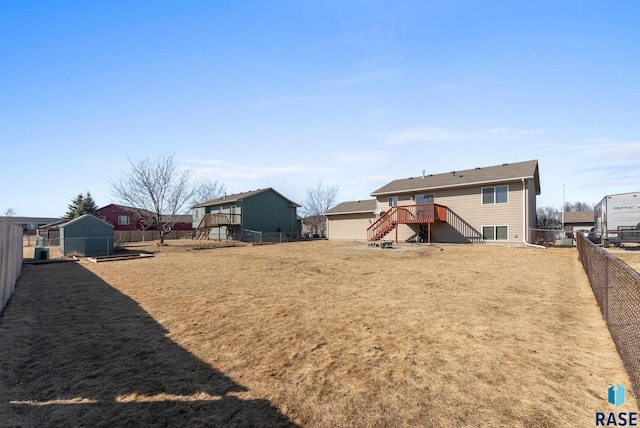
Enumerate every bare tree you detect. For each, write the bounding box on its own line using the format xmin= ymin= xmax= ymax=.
xmin=564 ymin=201 xmax=595 ymax=212
xmin=1 ymin=208 xmax=16 ymax=222
xmin=302 ymin=181 xmax=339 ymax=238
xmin=110 ymin=153 xmax=200 ymax=244
xmin=191 ymin=178 xmax=227 ymax=207
xmin=536 ymin=206 xmax=561 ymax=229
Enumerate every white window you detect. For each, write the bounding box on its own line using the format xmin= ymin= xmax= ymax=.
xmin=416 ymin=194 xmax=435 ymax=204
xmin=483 ymin=225 xmax=508 ymax=241
xmin=388 ymin=196 xmax=398 ymax=206
xmin=482 ymin=185 xmax=508 ymax=204
xmin=118 ymin=215 xmax=130 ymax=225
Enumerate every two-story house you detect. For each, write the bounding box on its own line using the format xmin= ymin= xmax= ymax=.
xmin=326 ymin=160 xmax=541 ymax=245
xmin=193 ymin=188 xmax=301 ymax=240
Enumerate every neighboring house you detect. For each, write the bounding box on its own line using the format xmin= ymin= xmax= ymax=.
xmin=327 ymin=160 xmax=540 ymax=245
xmin=98 ymin=204 xmax=142 ymax=231
xmin=324 ymin=200 xmax=378 ymax=241
xmin=562 ymin=211 xmax=594 ymax=238
xmin=98 ymin=204 xmax=193 ymax=231
xmin=59 ymin=214 xmax=114 ymax=256
xmin=193 ymin=188 xmax=301 ymax=239
xmin=7 ymin=217 xmax=61 ymax=235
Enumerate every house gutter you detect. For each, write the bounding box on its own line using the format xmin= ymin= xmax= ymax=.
xmin=523 ymin=178 xmax=545 ymax=249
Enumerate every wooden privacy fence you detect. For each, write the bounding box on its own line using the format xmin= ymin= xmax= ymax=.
xmin=1 ymin=221 xmax=23 ymax=313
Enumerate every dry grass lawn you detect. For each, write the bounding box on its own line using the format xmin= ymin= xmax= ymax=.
xmin=2 ymin=240 xmax=638 ymax=427
xmin=609 ymin=249 xmax=640 ymax=274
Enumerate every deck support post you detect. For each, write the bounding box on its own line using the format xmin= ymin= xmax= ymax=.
xmin=428 ymin=222 xmax=431 ymax=243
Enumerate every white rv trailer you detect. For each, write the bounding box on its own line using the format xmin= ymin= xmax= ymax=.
xmin=594 ymin=191 xmax=640 ymax=245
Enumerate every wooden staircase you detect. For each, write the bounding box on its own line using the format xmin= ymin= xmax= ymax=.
xmin=367 ymin=204 xmax=447 ymax=243
xmin=367 ymin=204 xmax=484 ymax=244
xmin=367 ymin=208 xmax=398 ymax=242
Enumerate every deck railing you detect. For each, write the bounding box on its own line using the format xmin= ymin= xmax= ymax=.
xmin=199 ymin=213 xmax=241 ymax=228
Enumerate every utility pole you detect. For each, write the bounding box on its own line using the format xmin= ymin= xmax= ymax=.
xmin=562 ymin=184 xmax=565 ymax=237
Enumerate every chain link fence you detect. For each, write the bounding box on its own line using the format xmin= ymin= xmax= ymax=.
xmin=577 ymin=232 xmax=640 ymax=400
xmin=238 ymin=229 xmax=293 ymax=244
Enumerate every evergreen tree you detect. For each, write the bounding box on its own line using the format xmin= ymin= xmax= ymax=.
xmin=62 ymin=191 xmax=99 ymax=222
xmin=81 ymin=192 xmax=99 ymax=216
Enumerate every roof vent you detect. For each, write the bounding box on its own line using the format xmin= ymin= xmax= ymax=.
xmin=502 ymin=163 xmax=509 ymax=166
xmin=422 ymin=169 xmax=425 ymax=179
xmin=475 ymin=167 xmax=481 ymax=170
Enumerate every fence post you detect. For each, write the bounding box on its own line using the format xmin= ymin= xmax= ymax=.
xmin=1 ymin=221 xmax=23 ymax=314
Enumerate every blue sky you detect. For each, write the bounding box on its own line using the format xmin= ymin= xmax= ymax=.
xmin=1 ymin=0 xmax=639 ymax=217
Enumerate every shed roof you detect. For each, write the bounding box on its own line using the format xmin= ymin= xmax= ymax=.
xmin=325 ymin=199 xmax=377 ymax=216
xmin=60 ymin=214 xmax=114 ymax=229
xmin=194 ymin=187 xmax=301 ymax=208
xmin=371 ymin=160 xmax=540 ymax=196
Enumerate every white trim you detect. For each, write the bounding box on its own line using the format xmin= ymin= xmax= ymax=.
xmin=325 ymin=210 xmax=376 ymax=216
xmin=481 ymin=184 xmax=509 ymax=205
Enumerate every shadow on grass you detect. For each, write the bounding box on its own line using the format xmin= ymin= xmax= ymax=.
xmin=1 ymin=263 xmax=297 ymax=427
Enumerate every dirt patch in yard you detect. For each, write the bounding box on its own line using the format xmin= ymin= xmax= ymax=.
xmin=2 ymin=241 xmax=637 ymax=426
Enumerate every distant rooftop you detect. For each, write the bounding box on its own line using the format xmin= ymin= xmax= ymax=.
xmin=325 ymin=199 xmax=377 ymax=215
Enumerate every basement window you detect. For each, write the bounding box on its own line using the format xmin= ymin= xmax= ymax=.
xmin=483 ymin=225 xmax=508 ymax=241
xmin=482 ymin=185 xmax=508 ymax=204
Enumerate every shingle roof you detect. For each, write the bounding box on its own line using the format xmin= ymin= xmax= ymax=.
xmin=563 ymin=211 xmax=594 ymax=224
xmin=9 ymin=217 xmax=62 ymax=225
xmin=371 ymin=160 xmax=540 ymax=196
xmin=325 ymin=199 xmax=377 ymax=215
xmin=194 ymin=187 xmax=301 ymax=208
xmin=60 ymin=214 xmax=114 ymax=229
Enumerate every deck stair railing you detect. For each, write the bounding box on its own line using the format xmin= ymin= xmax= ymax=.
xmin=445 ymin=208 xmax=484 ymax=244
xmin=367 ymin=204 xmax=447 ymax=242
xmin=367 ymin=207 xmax=398 ymax=242
xmin=367 ymin=204 xmax=485 ymax=244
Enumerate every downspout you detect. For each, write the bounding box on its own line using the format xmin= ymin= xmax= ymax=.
xmin=523 ymin=178 xmax=545 ymax=249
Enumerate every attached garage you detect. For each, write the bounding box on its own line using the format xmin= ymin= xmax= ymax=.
xmin=60 ymin=214 xmax=114 ymax=256
xmin=325 ymin=200 xmax=377 ymax=241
